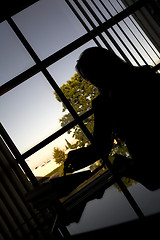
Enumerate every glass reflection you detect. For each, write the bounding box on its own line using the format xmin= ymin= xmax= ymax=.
xmin=125 ymin=181 xmax=160 ymax=217
xmin=67 ymin=185 xmax=137 ymax=235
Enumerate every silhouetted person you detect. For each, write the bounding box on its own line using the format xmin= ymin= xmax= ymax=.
xmin=64 ymin=47 xmax=160 ymax=191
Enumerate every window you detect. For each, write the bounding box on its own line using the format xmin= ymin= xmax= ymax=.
xmin=0 ymin=0 xmax=160 ymax=236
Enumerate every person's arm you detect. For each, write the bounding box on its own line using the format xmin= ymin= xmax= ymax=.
xmin=64 ymin=96 xmax=114 ymax=173
xmin=92 ymin=95 xmax=113 ymax=156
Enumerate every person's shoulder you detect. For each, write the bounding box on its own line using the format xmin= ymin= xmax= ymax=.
xmin=92 ymin=94 xmax=108 ymax=106
xmin=136 ymin=65 xmax=159 ymax=80
xmin=132 ymin=65 xmax=159 ymax=93
xmin=92 ymin=94 xmax=112 ymax=114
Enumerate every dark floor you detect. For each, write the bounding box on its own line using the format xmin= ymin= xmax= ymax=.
xmin=70 ymin=213 xmax=160 ymax=239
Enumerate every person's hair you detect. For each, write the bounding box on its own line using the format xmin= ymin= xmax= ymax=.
xmin=75 ymin=47 xmax=131 ymax=82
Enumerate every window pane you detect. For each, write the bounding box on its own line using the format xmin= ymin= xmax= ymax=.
xmin=0 ymin=73 xmax=67 ymax=153
xmin=13 ymin=0 xmax=86 ymax=60
xmin=0 ymin=21 xmax=35 ymax=85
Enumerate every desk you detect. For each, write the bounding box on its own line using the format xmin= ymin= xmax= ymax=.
xmin=25 ymin=168 xmax=114 ymax=238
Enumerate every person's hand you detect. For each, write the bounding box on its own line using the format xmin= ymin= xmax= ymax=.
xmin=64 ymin=150 xmax=77 ymax=175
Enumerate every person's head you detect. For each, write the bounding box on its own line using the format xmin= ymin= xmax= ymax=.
xmin=76 ymin=47 xmax=129 ymax=90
